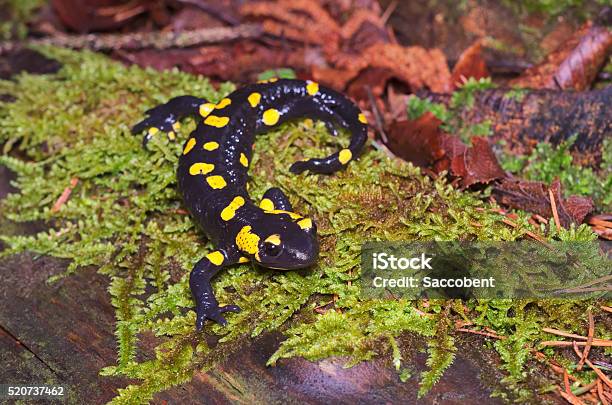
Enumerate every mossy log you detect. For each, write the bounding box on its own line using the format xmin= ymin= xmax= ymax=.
xmin=419 ymin=87 xmax=611 ymax=167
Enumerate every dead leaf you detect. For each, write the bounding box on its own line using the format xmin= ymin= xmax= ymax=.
xmin=449 ymin=136 xmax=505 ymax=187
xmin=451 ymin=39 xmax=489 ymax=89
xmin=386 ymin=113 xmax=504 ymax=187
xmin=510 ymin=22 xmax=612 ymax=91
xmin=492 ymin=178 xmax=594 ymax=226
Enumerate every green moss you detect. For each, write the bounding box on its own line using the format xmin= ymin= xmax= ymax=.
xmin=407 ymin=79 xmax=494 ymax=144
xmin=0 ymin=0 xmax=44 ymax=40
xmin=0 ymin=48 xmax=606 ymax=403
xmin=499 ymin=135 xmax=612 ymax=210
xmin=257 ymin=68 xmax=296 ymax=81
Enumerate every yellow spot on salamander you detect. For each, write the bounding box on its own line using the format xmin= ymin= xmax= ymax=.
xmin=199 ymin=103 xmax=215 ymax=117
xmin=172 ymin=122 xmax=181 ymax=132
xmin=238 ymin=256 xmax=249 ymax=263
xmin=339 ymin=149 xmax=352 ymax=164
xmin=239 ymin=153 xmax=249 ymax=167
xmin=358 ymin=113 xmax=368 ymax=124
xmin=206 ymin=251 xmax=224 ymax=266
xmin=189 ymin=162 xmax=215 ymax=176
xmin=248 ymin=92 xmax=261 ymax=107
xmin=265 ymin=234 xmax=281 ymax=245
xmin=220 ymin=196 xmax=245 ymax=221
xmin=297 ymin=218 xmax=313 ymax=229
xmin=306 ymin=81 xmax=319 ymax=96
xmin=204 ymin=115 xmax=230 ymax=128
xmin=148 ymin=127 xmax=159 ymax=136
xmin=262 ymin=108 xmax=280 ymax=126
xmin=215 ymin=98 xmax=232 ymax=109
xmin=183 ymin=138 xmax=196 ymax=155
xmin=203 ymin=141 xmax=219 ymax=151
xmin=236 ymin=226 xmax=260 ymax=255
xmin=206 ymin=175 xmax=227 ymax=189
xmin=260 ymin=198 xmax=275 ymax=212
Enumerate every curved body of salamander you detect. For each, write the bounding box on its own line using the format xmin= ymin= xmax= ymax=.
xmin=133 ymin=79 xmax=367 ymax=329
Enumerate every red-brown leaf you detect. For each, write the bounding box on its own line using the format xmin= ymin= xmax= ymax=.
xmin=492 ymin=178 xmax=594 ymax=226
xmin=386 ymin=113 xmax=504 ymax=187
xmin=510 ymin=22 xmax=612 ymax=91
xmin=451 ymin=39 xmax=489 ymax=89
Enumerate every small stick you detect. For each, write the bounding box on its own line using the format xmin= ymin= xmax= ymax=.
xmin=601 ymin=306 xmax=612 ymax=313
xmin=573 ymin=342 xmax=612 ymax=389
xmin=597 ymin=379 xmax=609 ymax=405
xmin=563 ymin=368 xmax=573 ymax=400
xmin=543 ymin=327 xmax=598 ymax=342
xmin=500 ymin=218 xmax=550 ymax=246
xmin=380 ymin=0 xmax=399 ymax=25
xmin=540 ymin=340 xmax=612 ymax=347
xmin=456 ymin=328 xmax=505 ymax=340
xmin=51 ymin=178 xmax=79 ymax=213
xmin=548 ymin=188 xmax=561 ymax=232
xmin=365 ymin=85 xmax=388 ymax=144
xmin=558 ymin=388 xmax=586 ymax=405
xmin=577 ymin=311 xmax=594 ymax=371
xmin=0 ymin=24 xmax=262 ymax=54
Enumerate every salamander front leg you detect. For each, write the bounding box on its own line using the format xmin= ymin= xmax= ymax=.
xmin=132 ymin=95 xmax=209 ymax=146
xmin=190 ymin=250 xmax=241 ymax=330
xmin=260 ymin=187 xmax=293 ymax=211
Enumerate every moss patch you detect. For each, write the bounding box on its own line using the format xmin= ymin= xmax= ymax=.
xmin=0 ymin=48 xmax=607 ymax=403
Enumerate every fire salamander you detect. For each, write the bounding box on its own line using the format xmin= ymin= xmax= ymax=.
xmin=132 ymin=79 xmax=368 ymax=329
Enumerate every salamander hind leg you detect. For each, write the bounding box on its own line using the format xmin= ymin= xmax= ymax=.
xmin=132 ymin=95 xmax=209 ymax=146
xmin=260 ymin=187 xmax=293 ymax=211
xmin=190 ymin=250 xmax=241 ymax=330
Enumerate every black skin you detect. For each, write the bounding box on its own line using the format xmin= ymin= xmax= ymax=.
xmin=132 ymin=79 xmax=368 ymax=330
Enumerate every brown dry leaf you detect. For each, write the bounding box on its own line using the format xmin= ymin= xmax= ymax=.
xmin=510 ymin=22 xmax=612 ymax=91
xmin=450 ymin=39 xmax=489 ymax=89
xmin=492 ymin=178 xmax=594 ymax=227
xmin=50 ymin=0 xmax=147 ymax=32
xmin=346 ymin=67 xmax=395 ymax=102
xmin=240 ymin=0 xmax=341 ymax=55
xmin=341 ymin=43 xmax=452 ymax=92
xmin=386 ymin=113 xmax=446 ymax=168
xmin=386 ymin=113 xmax=504 ymax=187
xmin=448 ymin=136 xmax=505 ymax=187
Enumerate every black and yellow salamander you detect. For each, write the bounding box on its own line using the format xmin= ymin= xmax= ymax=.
xmin=132 ymin=78 xmax=368 ymax=329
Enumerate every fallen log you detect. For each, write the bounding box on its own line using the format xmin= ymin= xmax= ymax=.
xmin=419 ymin=87 xmax=611 ymax=167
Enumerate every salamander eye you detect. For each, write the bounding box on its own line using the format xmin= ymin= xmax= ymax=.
xmin=263 ymin=234 xmax=283 ymax=257
xmin=264 ymin=241 xmax=282 ymax=257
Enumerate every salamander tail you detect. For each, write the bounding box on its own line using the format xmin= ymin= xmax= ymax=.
xmin=289 ymin=109 xmax=368 ymax=175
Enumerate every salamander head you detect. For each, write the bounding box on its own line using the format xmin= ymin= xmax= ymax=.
xmin=238 ymin=214 xmax=319 ymax=270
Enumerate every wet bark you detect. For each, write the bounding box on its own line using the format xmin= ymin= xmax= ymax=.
xmin=419 ymin=87 xmax=611 ymax=167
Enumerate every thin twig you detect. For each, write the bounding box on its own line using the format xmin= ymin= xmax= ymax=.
xmin=540 ymin=340 xmax=612 ymax=347
xmin=597 ymin=379 xmax=609 ymax=405
xmin=0 ymin=24 xmax=262 ymax=54
xmin=456 ymin=328 xmax=506 ymax=340
xmin=543 ymin=327 xmax=608 ymax=343
xmin=365 ymin=85 xmax=388 ymax=144
xmin=380 ymin=0 xmax=398 ymax=25
xmin=51 ymin=178 xmax=79 ymax=213
xmin=548 ymin=188 xmax=561 ymax=233
xmin=558 ymin=388 xmax=586 ymax=405
xmin=573 ymin=342 xmax=612 ymax=389
xmin=577 ymin=311 xmax=594 ymax=371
